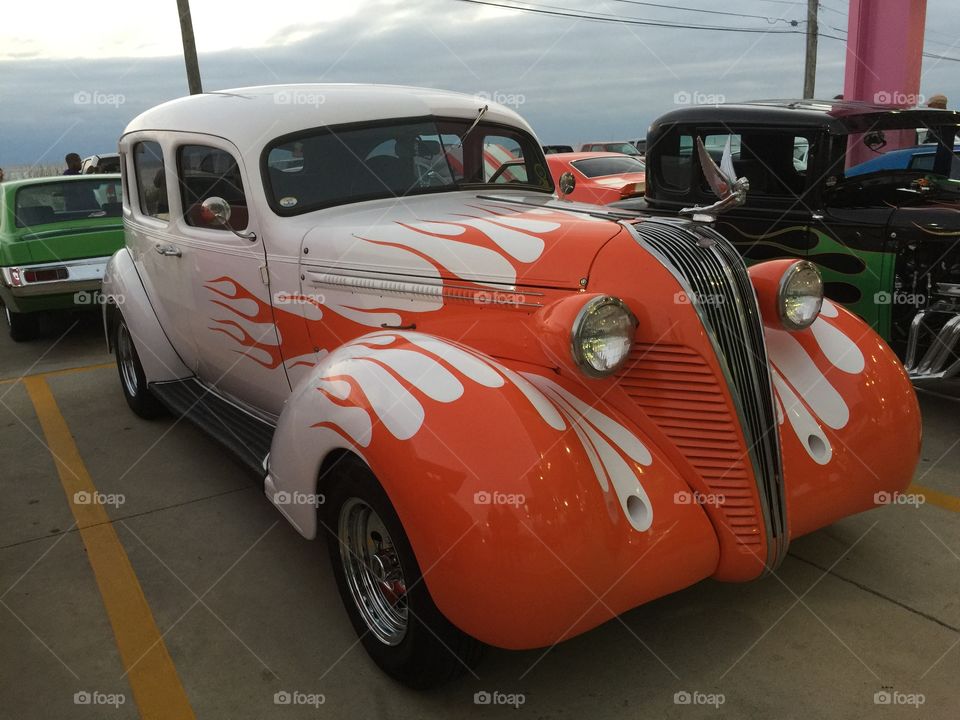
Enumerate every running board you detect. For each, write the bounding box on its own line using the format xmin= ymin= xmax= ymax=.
xmin=149 ymin=378 xmax=275 ymax=476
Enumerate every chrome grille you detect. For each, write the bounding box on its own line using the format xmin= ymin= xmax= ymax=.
xmin=624 ymin=219 xmax=787 ymax=571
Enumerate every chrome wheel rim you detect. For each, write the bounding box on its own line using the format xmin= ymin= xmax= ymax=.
xmin=338 ymin=498 xmax=408 ymax=646
xmin=116 ymin=323 xmax=139 ymax=397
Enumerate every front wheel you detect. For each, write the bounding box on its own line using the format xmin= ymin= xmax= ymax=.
xmin=5 ymin=306 xmax=37 ymax=342
xmin=113 ymin=315 xmax=165 ymax=419
xmin=322 ymin=456 xmax=484 ymax=688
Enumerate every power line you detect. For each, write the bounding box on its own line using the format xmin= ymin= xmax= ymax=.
xmin=605 ymin=0 xmax=798 ymax=25
xmin=453 ymin=0 xmax=805 ymax=33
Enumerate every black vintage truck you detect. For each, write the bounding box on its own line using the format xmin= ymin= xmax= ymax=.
xmin=610 ymin=100 xmax=960 ymax=382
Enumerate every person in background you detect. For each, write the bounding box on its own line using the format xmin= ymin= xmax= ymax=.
xmin=927 ymin=94 xmax=948 ymax=110
xmin=0 ymin=168 xmax=5 ymax=182
xmin=63 ymin=153 xmax=82 ymax=175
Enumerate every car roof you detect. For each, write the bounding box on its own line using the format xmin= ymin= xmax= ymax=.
xmin=122 ymin=84 xmax=535 ymax=152
xmin=548 ymin=152 xmax=643 ymax=161
xmin=651 ymin=99 xmax=960 ymax=134
xmin=2 ymin=174 xmax=121 ymax=190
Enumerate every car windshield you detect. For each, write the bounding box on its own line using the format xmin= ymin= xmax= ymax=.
xmin=263 ymin=118 xmax=552 ymax=214
xmin=603 ymin=143 xmax=640 ymax=156
xmin=14 ymin=179 xmax=122 ymax=227
xmin=572 ymin=156 xmax=646 ymax=178
xmin=845 ymin=126 xmax=960 ymax=183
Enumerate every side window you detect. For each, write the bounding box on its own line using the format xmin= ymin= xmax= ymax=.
xmin=483 ymin=135 xmax=528 ymax=184
xmin=178 ymin=145 xmax=247 ymax=230
xmin=656 ymin=130 xmax=694 ymax=192
xmin=133 ymin=142 xmax=168 ymax=220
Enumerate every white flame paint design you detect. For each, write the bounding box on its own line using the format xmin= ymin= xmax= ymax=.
xmin=766 ymin=300 xmax=865 ymax=465
xmin=311 ymin=331 xmax=654 ymax=531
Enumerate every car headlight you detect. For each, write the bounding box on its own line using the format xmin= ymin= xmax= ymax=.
xmin=778 ymin=260 xmax=823 ymax=330
xmin=571 ymin=296 xmax=637 ymax=376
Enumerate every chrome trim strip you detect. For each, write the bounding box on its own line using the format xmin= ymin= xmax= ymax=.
xmin=304 ymin=270 xmax=545 ymax=308
xmin=621 ymin=218 xmax=789 ymax=572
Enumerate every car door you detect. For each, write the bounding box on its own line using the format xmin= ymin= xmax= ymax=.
xmin=173 ymin=138 xmax=291 ymax=416
xmin=127 ymin=138 xmax=199 ymax=371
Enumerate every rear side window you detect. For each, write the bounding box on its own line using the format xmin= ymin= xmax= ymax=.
xmin=133 ymin=142 xmax=168 ymax=220
xmin=178 ymin=145 xmax=248 ymax=230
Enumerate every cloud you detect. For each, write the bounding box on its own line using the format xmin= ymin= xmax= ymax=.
xmin=0 ymin=0 xmax=957 ymax=166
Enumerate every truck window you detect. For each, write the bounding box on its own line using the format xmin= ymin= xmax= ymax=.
xmin=655 ymin=131 xmax=693 ymax=192
xmin=702 ymin=132 xmax=809 ymax=198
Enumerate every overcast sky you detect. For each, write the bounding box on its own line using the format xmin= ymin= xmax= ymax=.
xmin=1 ymin=0 xmax=959 ymax=166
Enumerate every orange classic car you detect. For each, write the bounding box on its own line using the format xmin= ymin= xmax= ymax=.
xmin=547 ymin=151 xmax=646 ymax=204
xmin=103 ymin=85 xmax=921 ymax=688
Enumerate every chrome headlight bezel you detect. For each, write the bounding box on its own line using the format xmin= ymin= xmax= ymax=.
xmin=571 ymin=296 xmax=638 ymax=377
xmin=777 ymin=260 xmax=823 ymax=331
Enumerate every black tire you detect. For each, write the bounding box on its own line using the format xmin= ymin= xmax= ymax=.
xmin=5 ymin=306 xmax=37 ymax=342
xmin=112 ymin=314 xmax=165 ymax=419
xmin=321 ymin=455 xmax=484 ymax=688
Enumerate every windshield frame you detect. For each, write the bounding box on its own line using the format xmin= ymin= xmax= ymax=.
xmin=260 ymin=115 xmax=554 ymax=217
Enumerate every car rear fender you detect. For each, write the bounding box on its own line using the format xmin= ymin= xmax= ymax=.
xmin=101 ymin=248 xmax=191 ymax=382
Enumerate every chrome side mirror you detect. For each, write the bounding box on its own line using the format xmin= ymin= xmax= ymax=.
xmin=680 ymin=137 xmax=749 ymax=222
xmin=200 ymin=196 xmax=231 ymax=226
xmin=558 ymin=171 xmax=576 ymax=198
xmin=199 ymin=196 xmax=257 ymax=241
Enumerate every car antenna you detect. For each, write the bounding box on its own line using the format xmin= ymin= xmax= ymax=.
xmin=457 ymin=105 xmax=488 ymax=148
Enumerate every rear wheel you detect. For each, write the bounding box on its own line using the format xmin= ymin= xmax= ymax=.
xmin=5 ymin=306 xmax=37 ymax=342
xmin=113 ymin=315 xmax=165 ymax=419
xmin=322 ymin=456 xmax=483 ymax=688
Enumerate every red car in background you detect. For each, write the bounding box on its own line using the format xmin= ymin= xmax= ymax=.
xmin=546 ymin=152 xmax=646 ymax=205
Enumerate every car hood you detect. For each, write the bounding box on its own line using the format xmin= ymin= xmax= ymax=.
xmin=297 ymin=192 xmax=623 ymax=289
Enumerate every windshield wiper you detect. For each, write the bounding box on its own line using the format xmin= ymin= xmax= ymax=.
xmin=457 ymin=104 xmax=488 ymax=148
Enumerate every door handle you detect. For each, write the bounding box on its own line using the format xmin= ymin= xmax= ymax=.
xmin=154 ymin=243 xmax=182 ymax=257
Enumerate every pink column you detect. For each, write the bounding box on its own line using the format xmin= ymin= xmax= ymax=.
xmin=843 ymin=0 xmax=927 ymax=167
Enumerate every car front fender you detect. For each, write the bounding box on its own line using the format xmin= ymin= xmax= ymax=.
xmin=265 ymin=330 xmax=720 ymax=649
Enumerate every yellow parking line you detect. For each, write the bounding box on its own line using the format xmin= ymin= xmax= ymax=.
xmin=908 ymin=484 xmax=960 ymax=514
xmin=0 ymin=361 xmax=114 ymax=385
xmin=23 ymin=376 xmax=195 ymax=720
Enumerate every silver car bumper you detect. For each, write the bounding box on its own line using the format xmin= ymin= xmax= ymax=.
xmin=0 ymin=256 xmax=110 ymax=298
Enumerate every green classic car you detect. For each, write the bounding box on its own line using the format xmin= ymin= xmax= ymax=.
xmin=0 ymin=174 xmax=123 ymax=340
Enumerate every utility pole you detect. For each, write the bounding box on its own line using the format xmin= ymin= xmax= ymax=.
xmin=803 ymin=0 xmax=818 ymax=98
xmin=177 ymin=0 xmax=203 ymax=94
